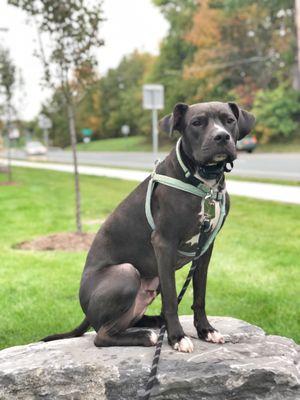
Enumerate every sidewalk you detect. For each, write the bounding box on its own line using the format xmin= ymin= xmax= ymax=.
xmin=3 ymin=159 xmax=300 ymax=205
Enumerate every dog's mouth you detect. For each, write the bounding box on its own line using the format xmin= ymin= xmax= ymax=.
xmin=195 ymin=153 xmax=235 ymax=179
xmin=207 ymin=153 xmax=228 ymax=165
xmin=201 ymin=150 xmax=235 ymax=166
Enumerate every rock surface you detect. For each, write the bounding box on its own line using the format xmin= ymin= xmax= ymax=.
xmin=0 ymin=316 xmax=299 ymax=400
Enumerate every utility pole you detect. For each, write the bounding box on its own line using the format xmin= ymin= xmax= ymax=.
xmin=294 ymin=0 xmax=300 ymax=90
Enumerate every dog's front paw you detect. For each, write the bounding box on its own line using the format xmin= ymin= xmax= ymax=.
xmin=172 ymin=336 xmax=194 ymax=353
xmin=197 ymin=326 xmax=224 ymax=344
xmin=205 ymin=330 xmax=224 ymax=344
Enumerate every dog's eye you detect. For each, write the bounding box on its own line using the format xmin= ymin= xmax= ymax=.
xmin=192 ymin=118 xmax=206 ymax=127
xmin=227 ymin=118 xmax=235 ymax=124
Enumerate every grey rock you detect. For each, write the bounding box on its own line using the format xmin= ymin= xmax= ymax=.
xmin=0 ymin=316 xmax=299 ymax=400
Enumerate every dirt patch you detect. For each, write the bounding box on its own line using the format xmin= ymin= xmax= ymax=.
xmin=15 ymin=232 xmax=95 ymax=252
xmin=0 ymin=181 xmax=17 ymax=186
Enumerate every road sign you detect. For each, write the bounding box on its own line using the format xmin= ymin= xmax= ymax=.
xmin=81 ymin=128 xmax=93 ymax=137
xmin=143 ymin=84 xmax=164 ymax=110
xmin=121 ymin=125 xmax=130 ymax=136
xmin=143 ymin=84 xmax=164 ymax=161
xmin=38 ymin=115 xmax=52 ymax=130
xmin=8 ymin=128 xmax=20 ymax=140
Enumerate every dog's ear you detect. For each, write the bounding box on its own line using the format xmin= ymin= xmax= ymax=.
xmin=228 ymin=102 xmax=256 ymax=140
xmin=159 ymin=103 xmax=189 ymax=136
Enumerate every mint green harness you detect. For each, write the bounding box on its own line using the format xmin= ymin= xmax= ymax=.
xmin=145 ymin=138 xmax=226 ymax=258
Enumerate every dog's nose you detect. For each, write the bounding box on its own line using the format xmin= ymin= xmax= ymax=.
xmin=214 ymin=132 xmax=230 ymax=143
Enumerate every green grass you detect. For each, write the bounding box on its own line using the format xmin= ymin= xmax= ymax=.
xmin=74 ymin=135 xmax=300 ymax=153
xmin=75 ymin=136 xmax=172 ymax=152
xmin=0 ymin=168 xmax=299 ymax=350
xmin=256 ymin=138 xmax=300 ymax=153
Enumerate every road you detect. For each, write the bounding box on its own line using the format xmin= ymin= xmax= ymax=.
xmin=4 ymin=159 xmax=300 ymax=205
xmin=6 ymin=148 xmax=300 ymax=181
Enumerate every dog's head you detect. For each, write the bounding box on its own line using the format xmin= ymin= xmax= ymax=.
xmin=159 ymin=101 xmax=255 ymax=167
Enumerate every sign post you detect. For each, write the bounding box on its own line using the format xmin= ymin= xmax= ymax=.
xmin=38 ymin=115 xmax=52 ymax=149
xmin=81 ymin=128 xmax=93 ymax=143
xmin=121 ymin=124 xmax=130 ymax=137
xmin=143 ymin=84 xmax=164 ymax=161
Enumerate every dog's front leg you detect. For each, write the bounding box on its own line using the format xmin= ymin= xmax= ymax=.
xmin=151 ymin=231 xmax=193 ymax=353
xmin=192 ymin=243 xmax=224 ymax=344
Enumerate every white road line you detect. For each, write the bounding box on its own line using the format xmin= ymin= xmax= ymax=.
xmin=2 ymin=159 xmax=300 ymax=205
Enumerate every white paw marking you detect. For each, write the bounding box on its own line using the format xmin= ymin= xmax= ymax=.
xmin=206 ymin=330 xmax=225 ymax=344
xmin=173 ymin=336 xmax=194 ymax=353
xmin=149 ymin=330 xmax=158 ymax=345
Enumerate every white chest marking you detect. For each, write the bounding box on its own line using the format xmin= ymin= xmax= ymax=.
xmin=185 ymin=199 xmax=221 ymax=247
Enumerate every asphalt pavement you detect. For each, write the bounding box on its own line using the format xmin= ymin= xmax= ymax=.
xmin=7 ymin=148 xmax=300 ymax=181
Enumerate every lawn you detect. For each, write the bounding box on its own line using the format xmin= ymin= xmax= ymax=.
xmin=0 ymin=168 xmax=299 ymax=350
xmin=75 ymin=136 xmax=172 ymax=152
xmin=74 ymin=135 xmax=300 ymax=153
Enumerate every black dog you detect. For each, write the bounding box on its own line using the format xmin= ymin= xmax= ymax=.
xmin=43 ymin=101 xmax=255 ymax=353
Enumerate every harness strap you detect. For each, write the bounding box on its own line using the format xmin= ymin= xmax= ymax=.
xmin=197 ymin=193 xmax=226 ymax=257
xmin=145 ymin=172 xmax=226 ymax=258
xmin=153 ymin=172 xmax=216 ymax=198
xmin=145 ymin=177 xmax=156 ymax=231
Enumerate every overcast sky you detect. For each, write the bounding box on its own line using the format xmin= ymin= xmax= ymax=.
xmin=0 ymin=0 xmax=169 ymax=120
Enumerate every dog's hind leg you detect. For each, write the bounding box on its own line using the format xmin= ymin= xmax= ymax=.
xmin=94 ymin=325 xmax=158 ymax=347
xmin=133 ymin=314 xmax=164 ymax=329
xmin=84 ymin=263 xmax=159 ymax=347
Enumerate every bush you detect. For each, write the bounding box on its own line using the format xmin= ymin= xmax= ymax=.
xmin=253 ymin=85 xmax=300 ymax=143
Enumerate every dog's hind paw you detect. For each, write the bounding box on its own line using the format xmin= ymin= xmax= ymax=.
xmin=205 ymin=330 xmax=225 ymax=344
xmin=148 ymin=330 xmax=158 ymax=345
xmin=173 ymin=336 xmax=194 ymax=353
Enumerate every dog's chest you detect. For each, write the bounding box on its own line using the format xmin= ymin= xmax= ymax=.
xmin=178 ymin=198 xmax=221 ymax=254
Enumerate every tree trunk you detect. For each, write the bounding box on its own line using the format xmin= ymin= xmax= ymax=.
xmin=7 ymin=136 xmax=12 ymax=183
xmin=7 ymin=100 xmax=12 ymax=183
xmin=294 ymin=0 xmax=300 ymax=90
xmin=67 ymin=101 xmax=82 ymax=233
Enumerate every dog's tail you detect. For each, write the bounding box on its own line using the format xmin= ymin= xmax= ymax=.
xmin=41 ymin=317 xmax=90 ymax=342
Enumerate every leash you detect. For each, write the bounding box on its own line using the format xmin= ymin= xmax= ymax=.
xmin=140 ymin=139 xmax=230 ymax=399
xmin=139 ymin=222 xmax=212 ymax=400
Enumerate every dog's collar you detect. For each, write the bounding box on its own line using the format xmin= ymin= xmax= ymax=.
xmin=176 ymin=138 xmax=192 ymax=178
xmin=176 ymin=137 xmax=232 ymax=182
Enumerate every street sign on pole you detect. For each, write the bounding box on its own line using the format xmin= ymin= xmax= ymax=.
xmin=81 ymin=128 xmax=93 ymax=137
xmin=143 ymin=84 xmax=164 ymax=161
xmin=38 ymin=115 xmax=52 ymax=149
xmin=38 ymin=115 xmax=52 ymax=130
xmin=81 ymin=128 xmax=93 ymax=144
xmin=8 ymin=127 xmax=20 ymax=140
xmin=143 ymin=84 xmax=164 ymax=110
xmin=121 ymin=124 xmax=130 ymax=137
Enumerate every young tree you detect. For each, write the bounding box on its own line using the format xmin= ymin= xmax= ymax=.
xmin=0 ymin=46 xmax=16 ymax=182
xmin=9 ymin=0 xmax=104 ymax=233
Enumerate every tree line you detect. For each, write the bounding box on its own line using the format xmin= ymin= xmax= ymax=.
xmin=2 ymin=0 xmax=299 ymax=148
xmin=40 ymin=0 xmax=300 ymax=147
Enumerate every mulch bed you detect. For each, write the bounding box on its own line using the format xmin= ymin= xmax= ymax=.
xmin=15 ymin=232 xmax=96 ymax=252
xmin=0 ymin=181 xmax=17 ymax=186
